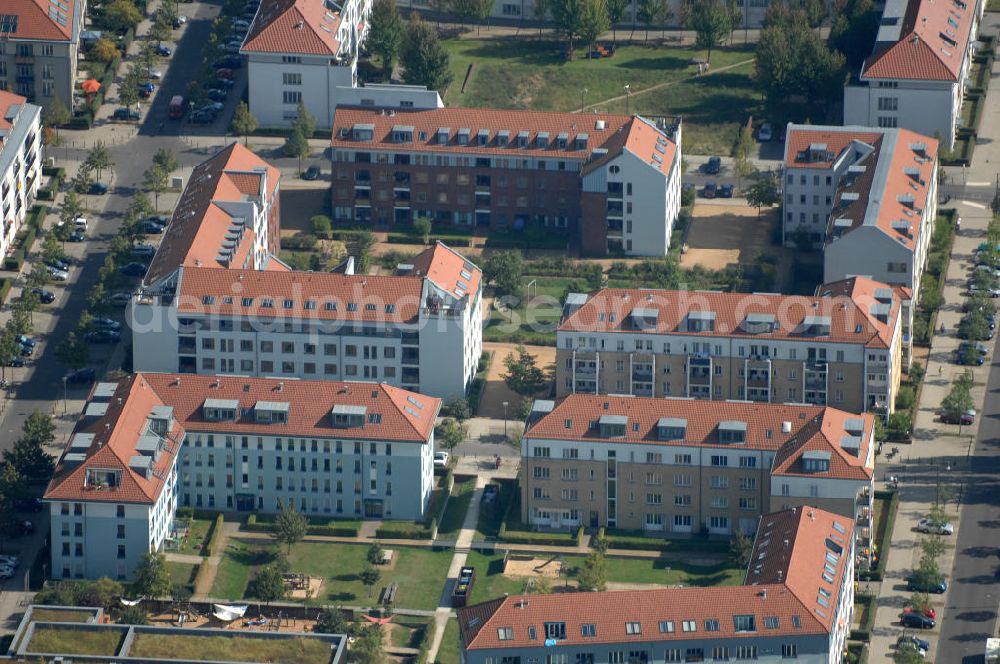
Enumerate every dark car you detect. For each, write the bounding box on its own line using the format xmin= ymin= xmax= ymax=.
xmin=954 ymin=349 xmax=985 ymax=366
xmin=155 ymin=44 xmax=172 ymax=56
xmin=199 ymin=102 xmax=224 ymax=114
xmin=897 ymin=635 xmax=930 ymax=652
xmin=68 ymin=229 xmax=86 ymax=242
xmin=302 ymin=165 xmax=321 ymax=181
xmin=137 ymin=82 xmax=156 ymax=98
xmin=900 ymin=612 xmax=935 ymax=629
xmin=17 ymin=343 xmax=32 ymax=357
xmin=958 ymin=323 xmax=995 ymax=340
xmin=190 ymin=110 xmax=216 ymax=124
xmin=14 ymin=498 xmax=43 ymax=512
xmin=89 ymin=182 xmax=108 ymax=195
xmin=10 ymin=356 xmax=24 ymax=367
xmin=85 ymin=330 xmax=122 ymax=344
xmin=45 ymin=258 xmax=70 ymax=271
xmin=112 ymin=107 xmax=140 ymax=121
xmin=906 ymin=576 xmax=947 ymax=594
xmin=702 ymin=156 xmax=722 ymax=174
xmin=702 ymin=181 xmax=717 ymax=198
xmin=958 ymin=341 xmax=989 ymax=356
xmin=940 ymin=410 xmax=975 ymax=425
xmin=215 ymin=68 xmax=235 ymax=80
xmin=30 ymin=288 xmax=55 ymax=304
xmin=214 ymin=55 xmax=243 ymax=69
xmin=119 ymin=262 xmax=148 ymax=277
xmin=206 ymin=78 xmax=235 ymax=90
xmin=142 ymin=220 xmax=165 ymax=234
xmin=718 ymin=183 xmax=734 ymax=198
xmin=206 ymin=89 xmax=228 ymax=102
xmin=66 ymin=367 xmax=97 ymax=384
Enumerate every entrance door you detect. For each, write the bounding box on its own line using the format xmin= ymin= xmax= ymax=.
xmin=589 ymin=511 xmax=599 ymax=528
xmin=364 ymin=499 xmax=384 ymax=518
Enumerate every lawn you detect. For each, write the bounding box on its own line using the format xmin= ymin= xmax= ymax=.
xmin=167 ymin=561 xmax=199 ymax=592
xmin=474 ymin=479 xmax=516 ymax=541
xmin=484 ymin=277 xmax=567 ymax=344
xmin=443 ymin=39 xmax=753 ymax=114
xmin=211 ymin=540 xmax=452 ymax=610
xmin=177 ymin=518 xmax=214 ymax=556
xmin=388 ymin=616 xmax=432 ymax=649
xmin=128 ymin=633 xmax=333 ymax=664
xmin=28 ymin=608 xmax=96 ymax=623
xmin=463 ymin=550 xmax=743 ymax=604
xmin=435 ymin=618 xmax=461 ymax=664
xmin=27 ymin=627 xmax=124 ymax=656
xmin=438 ymin=476 xmax=477 ymax=536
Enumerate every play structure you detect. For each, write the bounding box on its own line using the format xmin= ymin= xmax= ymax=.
xmin=212 ymin=604 xmax=249 ymax=622
xmin=502 ymin=553 xmax=565 ymax=579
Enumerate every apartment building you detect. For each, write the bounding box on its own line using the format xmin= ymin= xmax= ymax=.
xmin=520 ymin=395 xmax=874 ymax=554
xmin=0 ymin=90 xmax=41 ymax=264
xmin=44 ymin=373 xmax=440 ymax=579
xmin=0 ymin=0 xmax=84 ymax=110
xmin=240 ymin=0 xmax=373 ymax=129
xmin=329 ymin=107 xmax=683 ymax=256
xmin=458 ymin=506 xmax=855 ymax=664
xmin=843 ymin=0 xmax=984 ymax=150
xmin=555 ymin=282 xmax=903 ymax=415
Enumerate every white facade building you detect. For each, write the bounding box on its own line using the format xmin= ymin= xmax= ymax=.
xmin=0 ymin=91 xmax=42 ymax=265
xmin=843 ymin=0 xmax=984 ymax=150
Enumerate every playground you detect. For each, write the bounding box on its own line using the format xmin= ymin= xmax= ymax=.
xmin=501 ymin=554 xmax=566 ymax=579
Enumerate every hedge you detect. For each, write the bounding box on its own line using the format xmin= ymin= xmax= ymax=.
xmin=599 ymin=529 xmax=730 ymax=553
xmin=497 ymin=526 xmax=583 ymax=547
xmin=375 ymin=521 xmax=434 ymax=540
xmin=414 ymin=618 xmax=435 ymax=664
xmin=206 ymin=514 xmax=225 ymax=556
xmin=849 ymin=594 xmax=877 ymax=642
xmin=385 ymin=233 xmax=472 ymax=248
xmin=858 ymin=489 xmax=899 ymax=582
xmin=26 ymin=205 xmax=46 ymax=232
xmin=38 ymin=168 xmax=65 ymax=200
xmin=244 ymin=513 xmax=361 ymax=538
xmin=0 ymin=278 xmax=12 ymax=304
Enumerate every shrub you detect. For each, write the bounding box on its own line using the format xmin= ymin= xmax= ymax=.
xmin=206 ymin=514 xmax=225 ymax=555
xmin=895 ymin=386 xmax=916 ymax=411
xmin=0 ymin=279 xmax=11 ymax=304
xmin=283 ymin=234 xmax=318 ymax=250
xmin=310 ymin=215 xmax=332 ymax=238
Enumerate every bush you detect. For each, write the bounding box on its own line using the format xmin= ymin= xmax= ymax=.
xmin=311 ymin=215 xmax=332 ymax=238
xmin=894 ymin=385 xmax=916 ymax=411
xmin=0 ymin=279 xmax=11 ymax=304
xmin=206 ymin=514 xmax=225 ymax=555
xmin=681 ymin=184 xmax=696 ymax=207
xmin=245 ymin=513 xmax=360 ymax=538
xmin=282 ymin=234 xmax=318 ymax=250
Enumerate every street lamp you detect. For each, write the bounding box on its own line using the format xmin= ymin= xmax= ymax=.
xmin=62 ymin=375 xmax=68 ymax=415
xmin=624 ymin=84 xmax=631 ymax=115
xmin=502 ymin=401 xmax=509 ymax=438
xmin=580 ymin=87 xmax=588 ymax=110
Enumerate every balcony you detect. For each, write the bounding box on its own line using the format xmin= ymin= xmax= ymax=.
xmin=632 ymin=370 xmax=653 ymax=383
xmin=14 ymin=56 xmax=34 ymax=65
xmin=869 ymin=362 xmax=889 ymax=373
xmin=575 ymin=379 xmax=598 ymax=394
xmin=575 ymin=364 xmax=597 ymax=376
xmin=15 ymin=75 xmax=34 ymax=84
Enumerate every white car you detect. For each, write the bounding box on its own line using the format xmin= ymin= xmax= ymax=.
xmin=758 ymin=123 xmax=773 ymax=142
xmin=73 ymin=216 xmax=88 ymax=230
xmin=433 ymin=451 xmax=450 ymax=468
xmin=146 ymin=69 xmax=163 ymax=80
xmin=916 ymin=518 xmax=954 ymax=535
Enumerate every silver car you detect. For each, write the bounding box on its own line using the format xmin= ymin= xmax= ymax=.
xmin=916 ymin=518 xmax=954 ymax=535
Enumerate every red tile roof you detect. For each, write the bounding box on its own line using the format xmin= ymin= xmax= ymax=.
xmin=0 ymin=91 xmax=28 ymax=146
xmin=44 ymin=374 xmax=439 ymax=504
xmin=2 ymin=0 xmax=77 ymax=41
xmin=410 ymin=242 xmax=482 ymax=302
xmin=241 ymin=0 xmax=344 ymax=56
xmin=784 ymin=127 xmax=884 ymax=169
xmin=861 ymin=0 xmax=976 ymax=81
xmin=145 ymin=143 xmax=280 ymax=287
xmin=330 ymin=107 xmax=678 ymax=174
xmin=459 ymin=507 xmax=854 ymax=650
xmin=769 ymin=408 xmax=875 ymax=481
xmin=558 ymin=287 xmax=898 ymax=348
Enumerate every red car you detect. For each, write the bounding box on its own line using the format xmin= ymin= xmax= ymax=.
xmin=902 ymin=606 xmax=936 ymax=620
xmin=215 ymin=68 xmax=235 ymax=80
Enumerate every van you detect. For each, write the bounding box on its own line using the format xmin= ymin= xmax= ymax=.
xmin=168 ymin=95 xmax=185 ymax=119
xmin=73 ymin=216 xmax=88 ymax=230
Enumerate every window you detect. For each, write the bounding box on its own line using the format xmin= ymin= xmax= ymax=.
xmin=764 ymin=616 xmax=779 ymax=629
xmin=712 ymin=647 xmax=729 ymax=661
xmin=497 ymin=627 xmax=513 ymax=640
xmin=733 ymin=615 xmax=756 ymax=632
xmin=283 ymin=72 xmax=302 ymax=85
xmin=781 ymin=644 xmax=797 ymax=658
xmin=681 ymin=620 xmax=696 ymax=632
xmin=581 ymin=623 xmax=597 ymax=637
xmin=735 ymin=646 xmax=757 ymax=660
xmin=877 ymin=96 xmax=898 ymax=111
xmin=625 ymin=622 xmax=641 ymax=635
xmin=544 ymin=622 xmax=566 ymax=640
xmin=710 ymin=455 xmax=728 ymax=467
xmin=704 ymin=619 xmax=720 ymax=632
xmin=283 ymin=91 xmax=302 ymax=104
xmin=659 ymin=620 xmax=674 ymax=633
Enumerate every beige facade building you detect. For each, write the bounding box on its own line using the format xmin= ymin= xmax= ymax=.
xmin=520 ymin=395 xmax=876 ymax=563
xmin=556 ymin=277 xmax=903 ymax=416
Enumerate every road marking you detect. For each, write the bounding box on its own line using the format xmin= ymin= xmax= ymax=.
xmin=966 ymin=181 xmax=992 ymax=186
xmin=960 ymin=200 xmax=987 ymax=209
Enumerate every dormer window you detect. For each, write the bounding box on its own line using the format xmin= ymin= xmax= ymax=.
xmin=203 ymin=399 xmax=239 ymax=422
xmin=802 ymin=450 xmax=831 ymax=473
xmin=556 ymin=132 xmax=569 ymax=148
xmin=497 ymin=130 xmax=510 ymax=147
xmin=476 ymin=128 xmax=490 ymax=146
xmin=718 ymin=421 xmax=747 ymax=444
xmin=537 ymin=132 xmax=549 ymax=148
xmin=517 ymin=130 xmax=529 ymax=148
xmin=457 ymin=128 xmax=471 ymax=146
xmin=332 ymin=404 xmax=367 ymax=428
xmin=436 ymin=127 xmax=450 ymax=144
xmin=657 ymin=418 xmax=687 ymax=441
xmin=351 ymin=123 xmax=374 ymax=141
xmin=574 ymin=133 xmax=589 ymax=150
xmin=686 ymin=310 xmax=716 ymax=332
xmin=254 ymin=401 xmax=290 ymax=424
xmin=599 ymin=414 xmax=627 ymax=438
xmin=391 ymin=125 xmax=414 ymax=143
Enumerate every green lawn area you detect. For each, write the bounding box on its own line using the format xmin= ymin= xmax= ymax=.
xmin=167 ymin=561 xmax=199 ymax=592
xmin=212 ymin=540 xmax=452 ymax=610
xmin=27 ymin=627 xmax=124 ymax=656
xmin=438 ymin=476 xmax=477 ymax=536
xmin=435 ymin=618 xmax=461 ymax=664
xmin=128 ymin=633 xmax=332 ymax=664
xmin=388 ymin=616 xmax=432 ymax=648
xmin=28 ymin=608 xmax=96 ymax=623
xmin=484 ymin=276 xmax=568 ymax=344
xmin=177 ymin=518 xmax=213 ymax=556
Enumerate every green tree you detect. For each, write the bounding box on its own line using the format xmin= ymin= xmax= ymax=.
xmin=273 ymin=501 xmax=308 ymax=554
xmin=253 ymin=563 xmax=287 ymax=605
xmin=605 ymin=0 xmax=627 ymax=42
xmin=745 ymin=178 xmax=780 ymax=215
xmin=827 ymin=0 xmax=879 ymax=70
xmin=921 ymin=534 xmax=946 ymax=561
xmin=153 ymin=148 xmax=179 ymax=175
xmin=729 ymin=530 xmax=754 ymax=567
xmin=412 ymin=216 xmax=432 ymax=244
xmin=150 ymin=12 xmax=173 ymax=45
xmin=367 ymin=0 xmax=404 ymax=77
xmin=59 ymin=191 xmax=83 ymax=230
xmin=576 ymin=551 xmax=607 ymax=591
xmin=350 ymin=625 xmax=386 ymax=664
xmin=894 ymin=644 xmax=926 ymax=664
xmin=636 ymin=0 xmax=668 ymax=42
xmin=55 ymin=332 xmax=90 ymax=373
xmin=0 ymin=331 xmax=18 ymax=382
xmin=143 ymin=163 xmax=169 ymax=212
xmin=132 ymin=552 xmax=172 ymax=598
xmin=92 ymin=37 xmax=121 ymax=63
xmin=367 ymin=542 xmax=386 ymax=565
xmin=401 ymin=15 xmax=453 ymax=91
xmin=310 ymin=215 xmax=332 ymax=239
xmin=315 ymin=607 xmax=350 ymax=634
xmin=941 ymin=374 xmax=974 ymax=423
xmin=906 ymin=591 xmax=932 ymax=616
xmin=533 ymin=0 xmax=549 ymax=36
xmin=23 ymin=409 xmax=56 ymax=447
xmin=502 ymin=346 xmax=548 ymax=397
xmin=360 ymin=565 xmax=381 ymax=595
xmin=911 ymin=553 xmax=944 ymax=587
xmin=578 ymin=0 xmax=611 ymax=53
xmin=73 ymin=164 xmax=94 ymax=195
xmin=229 ymin=102 xmax=258 ymax=147
xmin=283 ymin=127 xmax=310 ymax=173
xmin=85 ymin=142 xmax=114 ymax=183
xmin=44 ymin=95 xmax=71 ymax=144
xmin=76 ymin=577 xmax=125 ymax=608
xmin=294 ymin=101 xmax=317 ymax=140
xmin=442 ymin=396 xmax=471 ymax=421
xmin=435 ymin=418 xmax=467 ymax=450
xmin=117 ymin=604 xmax=149 ymax=625
xmin=0 ymin=461 xmax=27 ymax=504
xmin=119 ymin=74 xmax=140 ymax=112
xmin=683 ymin=0 xmax=734 ymax=63
xmin=483 ymin=250 xmax=523 ymax=297
xmin=103 ymin=0 xmax=144 ymax=33
xmin=549 ymin=0 xmax=587 ymax=56
xmin=959 ymin=309 xmax=989 ymax=341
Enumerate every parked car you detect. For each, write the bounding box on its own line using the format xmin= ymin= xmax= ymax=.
xmin=9 ymin=356 xmax=24 ymax=367
xmin=702 ymin=181 xmax=717 ymax=198
xmin=215 ymin=68 xmax=235 ymax=80
xmin=702 ymin=156 xmax=722 ymax=174
xmin=45 ymin=257 xmax=70 ymax=271
xmin=897 ymin=635 xmax=930 ymax=652
xmin=302 ymin=165 xmax=321 ymax=180
xmin=954 ymin=349 xmax=985 ymax=366
xmin=206 ymin=89 xmax=228 ymax=102
xmin=967 ymin=283 xmax=1000 ymax=297
xmin=902 ymin=605 xmax=937 ymax=620
xmin=155 ymin=44 xmax=172 ymax=56
xmin=47 ymin=265 xmax=69 ymax=281
xmin=895 ymin=641 xmax=926 ymax=659
xmin=137 ymin=82 xmax=156 ymax=98
xmin=190 ymin=110 xmax=216 ymax=124
xmin=213 ymin=56 xmax=243 ymax=70
xmin=16 ymin=520 xmax=34 ymax=536
xmin=120 ymin=262 xmax=149 ymax=277
xmin=30 ymin=288 xmax=55 ymax=304
xmin=757 ymin=123 xmax=773 ymax=142
xmin=146 ymin=68 xmax=163 ymax=80
xmin=92 ymin=317 xmax=122 ymax=331
xmin=958 ymin=341 xmax=989 ymax=356
xmin=85 ymin=330 xmax=122 ymax=344
xmin=433 ymin=451 xmax=449 ymax=467
xmin=172 ymin=15 xmax=187 ymax=27
xmin=199 ymin=102 xmax=224 ymax=114
xmin=941 ymin=408 xmax=975 ymax=425
xmin=13 ymin=499 xmax=43 ymax=513
xmin=112 ymin=107 xmax=140 ymax=121
xmin=900 ymin=611 xmax=936 ymax=629
xmin=0 ymin=554 xmax=19 ymax=566
xmin=0 ymin=566 xmax=13 ymax=580
xmin=109 ymin=292 xmax=133 ymax=306
xmin=132 ymin=243 xmax=157 ymax=257
xmin=233 ymin=18 xmax=251 ymax=28
xmin=482 ymin=484 xmax=499 ymax=503
xmin=18 ymin=343 xmax=33 ymax=357
xmin=17 ymin=335 xmax=36 ymax=349
xmin=224 ymin=41 xmax=243 ymax=54
xmin=906 ymin=576 xmax=947 ymax=594
xmin=916 ymin=518 xmax=954 ymax=535
xmin=68 ymin=229 xmax=86 ymax=242
xmin=66 ymin=367 xmax=97 ymax=384
xmin=207 ymin=78 xmax=236 ymax=90
xmin=718 ymin=183 xmax=734 ymax=198
xmin=88 ymin=182 xmax=108 ymax=195
xmin=142 ymin=220 xmax=166 ymax=234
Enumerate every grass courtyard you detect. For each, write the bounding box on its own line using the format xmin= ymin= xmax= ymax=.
xmin=211 ymin=540 xmax=452 ymax=610
xmin=167 ymin=561 xmax=199 ymax=593
xmin=128 ymin=633 xmax=333 ymax=664
xmin=176 ymin=518 xmax=214 ymax=556
xmin=436 ymin=618 xmax=461 ymax=664
xmin=27 ymin=627 xmax=124 ymax=656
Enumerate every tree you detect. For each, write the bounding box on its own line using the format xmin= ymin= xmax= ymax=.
xmin=912 ymin=553 xmax=943 ymax=587
xmin=578 ymin=0 xmax=611 ymax=53
xmin=294 ymin=101 xmax=317 ymax=141
xmin=827 ymin=0 xmax=879 ymax=70
xmin=549 ymin=0 xmax=587 ymax=57
xmin=171 ymin=583 xmax=193 ymax=606
xmin=732 ymin=128 xmax=754 ymax=188
xmin=59 ymin=191 xmax=83 ymax=230
xmin=360 ymin=565 xmax=381 ymax=595
xmin=150 ymin=12 xmax=173 ymax=45
xmin=605 ymin=0 xmax=627 ymax=42
xmin=73 ymin=164 xmax=94 ymax=195
xmin=533 ymin=0 xmax=549 ymax=36
xmin=576 ymin=551 xmax=607 ymax=591
xmin=745 ymin=178 xmax=779 ymax=215
xmin=311 ymin=215 xmax=332 ymax=238
xmin=117 ymin=604 xmax=149 ymax=625
xmin=92 ymin=37 xmax=120 ymax=63
xmin=283 ymin=127 xmax=310 ymax=174
xmin=315 ymin=607 xmax=350 ymax=634
xmin=55 ymin=332 xmax=89 ymax=373
xmin=143 ymin=163 xmax=169 ymax=212
xmin=729 ymin=530 xmax=754 ymax=567
xmin=44 ymin=95 xmax=71 ymax=144
xmin=23 ymin=409 xmax=56 ymax=447
xmin=271 ymin=502 xmax=308 ymax=554
xmin=132 ymin=552 xmax=172 ymax=599
xmin=367 ymin=542 xmax=386 ymax=565
xmin=894 ymin=645 xmax=926 ymax=664
xmin=103 ymin=0 xmax=144 ymax=33
xmin=350 ymin=625 xmax=386 ymax=664
xmin=76 ymin=577 xmax=125 ymax=608
xmin=253 ymin=563 xmax=287 ymax=605
xmin=959 ymin=309 xmax=989 ymax=342
xmin=941 ymin=374 xmax=975 ymax=423
xmin=442 ymin=397 xmax=471 ymax=421
xmin=229 ymin=102 xmax=258 ymax=146
xmin=636 ymin=0 xmax=668 ymax=42
xmin=367 ymin=0 xmax=404 ymax=78
xmin=0 ymin=461 xmax=27 ymax=504
xmin=401 ymin=15 xmax=453 ymax=91
xmin=435 ymin=418 xmax=467 ymax=450
xmin=502 ymin=346 xmax=548 ymax=397
xmin=412 ymin=216 xmax=432 ymax=244
xmin=921 ymin=534 xmax=946 ymax=561
xmin=153 ymin=148 xmax=179 ymax=175
xmin=683 ymin=0 xmax=734 ymax=63
xmin=483 ymin=250 xmax=523 ymax=297
xmin=85 ymin=142 xmax=114 ymax=183
xmin=119 ymin=75 xmax=140 ymax=112
xmin=0 ymin=331 xmax=18 ymax=383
